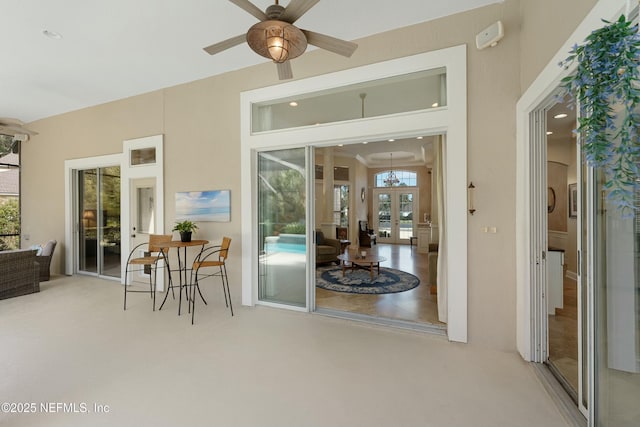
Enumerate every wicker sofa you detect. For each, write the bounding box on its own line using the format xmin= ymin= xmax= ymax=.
xmin=35 ymin=240 xmax=57 ymax=281
xmin=0 ymin=249 xmax=40 ymax=300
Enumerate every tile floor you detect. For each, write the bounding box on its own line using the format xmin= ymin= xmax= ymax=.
xmin=0 ymin=275 xmax=570 ymax=427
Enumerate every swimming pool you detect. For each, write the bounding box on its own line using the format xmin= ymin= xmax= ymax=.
xmin=264 ymin=242 xmax=306 ymax=254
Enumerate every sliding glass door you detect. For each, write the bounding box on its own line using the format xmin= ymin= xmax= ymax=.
xmin=257 ymin=148 xmax=307 ymax=307
xmin=590 ymin=167 xmax=640 ymax=426
xmin=78 ymin=166 xmax=121 ymax=278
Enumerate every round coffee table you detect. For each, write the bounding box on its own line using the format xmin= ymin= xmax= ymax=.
xmin=337 ymin=251 xmax=387 ymax=280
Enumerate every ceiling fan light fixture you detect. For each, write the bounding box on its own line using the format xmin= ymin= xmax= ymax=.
xmin=247 ymin=20 xmax=307 ymax=63
xmin=266 ymin=26 xmax=289 ymax=62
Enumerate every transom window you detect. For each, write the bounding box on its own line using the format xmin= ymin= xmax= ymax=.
xmin=375 ymin=170 xmax=417 ymax=187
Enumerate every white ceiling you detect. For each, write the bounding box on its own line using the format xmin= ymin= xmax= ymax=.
xmin=1 ymin=0 xmax=502 ymax=123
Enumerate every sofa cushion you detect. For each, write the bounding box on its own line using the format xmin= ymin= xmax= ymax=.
xmin=315 ymin=231 xmax=325 ymax=245
xmin=317 ymin=244 xmax=336 ymax=256
xmin=41 ymin=240 xmax=57 ymax=257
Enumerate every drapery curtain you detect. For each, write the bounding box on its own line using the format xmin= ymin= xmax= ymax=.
xmin=435 ymin=138 xmax=448 ymax=323
xmin=254 ymin=105 xmax=272 ymax=132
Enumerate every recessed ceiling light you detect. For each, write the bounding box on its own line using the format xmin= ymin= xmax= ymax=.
xmin=432 ymin=102 xmax=439 ymax=108
xmin=554 ymin=113 xmax=568 ymax=119
xmin=289 ymin=101 xmax=298 ymax=107
xmin=362 ymin=141 xmax=368 ymax=144
xmin=416 ymin=136 xmax=424 ymax=140
xmin=546 ymin=131 xmax=553 ymax=135
xmin=337 ymin=144 xmax=343 ymax=147
xmin=388 ymin=139 xmax=395 ymax=142
xmin=42 ymin=29 xmax=62 ymax=39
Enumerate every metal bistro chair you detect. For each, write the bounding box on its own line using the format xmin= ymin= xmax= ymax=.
xmin=124 ymin=234 xmax=173 ymax=311
xmin=190 ymin=237 xmax=233 ymax=324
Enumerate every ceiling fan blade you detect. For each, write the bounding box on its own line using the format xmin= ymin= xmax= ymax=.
xmin=280 ymin=0 xmax=320 ymax=23
xmin=203 ymin=34 xmax=246 ymax=55
xmin=277 ymin=61 xmax=293 ymax=80
xmin=229 ymin=0 xmax=268 ymax=21
xmin=0 ymin=124 xmax=38 ymax=136
xmin=301 ymin=30 xmax=358 ymax=57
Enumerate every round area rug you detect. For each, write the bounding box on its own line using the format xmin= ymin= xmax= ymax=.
xmin=316 ymin=265 xmax=420 ymax=294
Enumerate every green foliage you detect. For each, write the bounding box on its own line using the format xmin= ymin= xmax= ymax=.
xmin=281 ymin=222 xmax=306 ymax=234
xmin=172 ymin=220 xmax=198 ymax=233
xmin=0 ymin=199 xmax=20 ymax=250
xmin=559 ymin=15 xmax=640 ymax=214
xmin=259 ymin=168 xmax=306 ymax=234
xmin=0 ymin=135 xmax=14 ymax=156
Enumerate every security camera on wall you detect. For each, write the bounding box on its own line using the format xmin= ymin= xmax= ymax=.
xmin=476 ymin=21 xmax=504 ymax=50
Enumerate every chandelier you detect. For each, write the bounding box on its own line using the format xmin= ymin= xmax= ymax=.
xmin=383 ymin=153 xmax=400 ymax=187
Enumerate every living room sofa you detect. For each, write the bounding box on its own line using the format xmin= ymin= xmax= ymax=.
xmin=0 ymin=249 xmax=40 ymax=300
xmin=316 ymin=231 xmax=341 ymax=264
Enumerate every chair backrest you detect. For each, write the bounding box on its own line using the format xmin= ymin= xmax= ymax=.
xmin=219 ymin=237 xmax=231 ymax=261
xmin=149 ymin=234 xmax=172 ymax=253
xmin=40 ymin=240 xmax=57 ymax=257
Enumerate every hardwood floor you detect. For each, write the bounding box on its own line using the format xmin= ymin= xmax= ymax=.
xmin=315 ymin=243 xmax=443 ymax=326
xmin=548 ymin=276 xmax=579 ymax=393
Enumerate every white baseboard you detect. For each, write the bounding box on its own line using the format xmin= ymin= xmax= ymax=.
xmin=565 ymin=270 xmax=577 ymax=281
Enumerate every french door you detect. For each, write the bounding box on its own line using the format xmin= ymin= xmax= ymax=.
xmin=77 ymin=166 xmax=121 ymax=278
xmin=373 ymin=188 xmax=417 ymax=244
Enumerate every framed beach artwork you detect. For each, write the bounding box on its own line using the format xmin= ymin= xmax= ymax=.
xmin=175 ymin=190 xmax=231 ymax=222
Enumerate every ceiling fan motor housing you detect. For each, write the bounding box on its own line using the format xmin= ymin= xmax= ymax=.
xmin=266 ymin=4 xmax=285 ymax=19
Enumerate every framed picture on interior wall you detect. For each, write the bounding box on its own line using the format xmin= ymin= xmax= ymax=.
xmin=175 ymin=190 xmax=231 ymax=222
xmin=568 ymin=183 xmax=577 ymax=218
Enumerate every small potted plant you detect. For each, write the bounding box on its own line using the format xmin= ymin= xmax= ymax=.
xmin=172 ymin=220 xmax=198 ymax=242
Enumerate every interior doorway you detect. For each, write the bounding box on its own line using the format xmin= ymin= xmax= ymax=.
xmin=544 ymin=98 xmax=583 ymax=408
xmin=530 ymin=92 xmax=587 ymax=416
xmin=313 ymin=137 xmax=442 ymax=328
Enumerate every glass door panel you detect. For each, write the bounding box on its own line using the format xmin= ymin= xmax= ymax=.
xmin=77 ymin=166 xmax=121 ymax=278
xmin=377 ymin=192 xmax=392 ymax=242
xmin=79 ymin=169 xmax=98 ymax=273
xmin=398 ymin=192 xmax=415 ymax=240
xmin=592 ymin=168 xmax=640 ymax=427
xmin=258 ymin=148 xmax=307 ymax=307
xmin=100 ymin=166 xmax=121 ymax=278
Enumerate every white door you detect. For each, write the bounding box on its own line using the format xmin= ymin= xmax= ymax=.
xmin=128 ymin=178 xmax=162 ymax=288
xmin=373 ymin=188 xmax=418 ymax=244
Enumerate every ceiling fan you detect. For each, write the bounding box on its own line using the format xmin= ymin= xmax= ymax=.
xmin=203 ymin=0 xmax=358 ymax=80
xmin=0 ymin=118 xmax=38 ymax=141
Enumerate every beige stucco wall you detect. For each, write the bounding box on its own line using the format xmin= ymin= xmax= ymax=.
xmin=20 ymin=0 xmax=595 ymax=350
xmin=519 ymin=0 xmax=598 ymax=90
